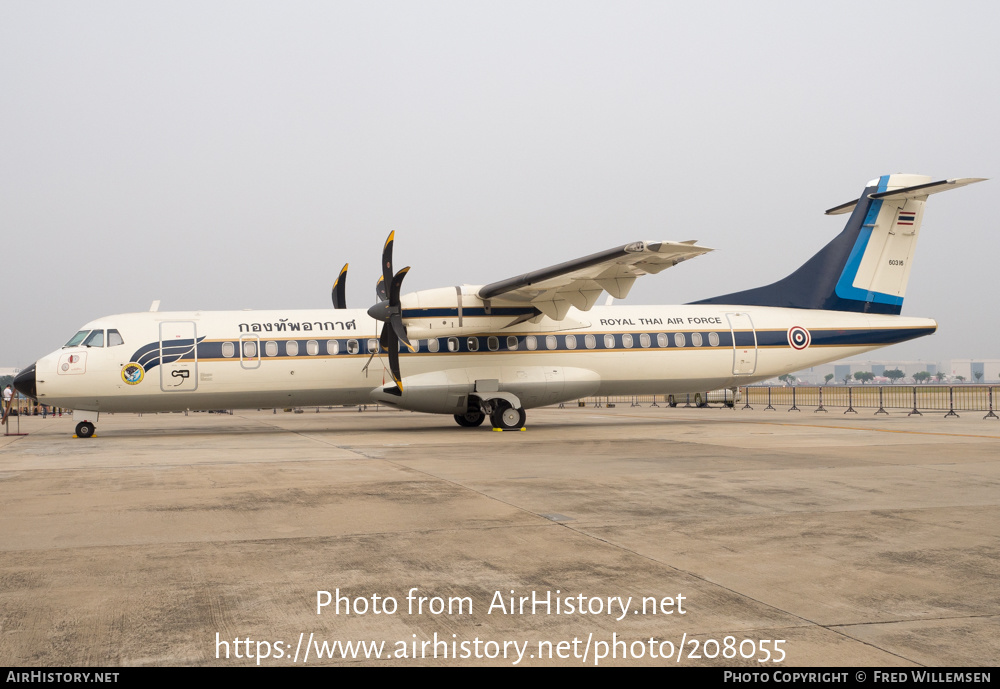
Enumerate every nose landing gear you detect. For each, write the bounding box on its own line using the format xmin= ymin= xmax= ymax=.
xmin=75 ymin=421 xmax=96 ymax=438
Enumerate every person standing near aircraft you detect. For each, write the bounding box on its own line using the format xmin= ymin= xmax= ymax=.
xmin=2 ymin=384 xmax=12 ymax=421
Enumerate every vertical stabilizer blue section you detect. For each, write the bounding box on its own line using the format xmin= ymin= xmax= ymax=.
xmin=691 ymin=175 xmax=904 ymax=315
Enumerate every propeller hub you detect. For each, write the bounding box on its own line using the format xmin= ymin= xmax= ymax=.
xmin=367 ymin=300 xmax=391 ymax=322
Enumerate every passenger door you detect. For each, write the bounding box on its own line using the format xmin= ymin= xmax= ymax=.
xmin=159 ymin=321 xmax=199 ymax=392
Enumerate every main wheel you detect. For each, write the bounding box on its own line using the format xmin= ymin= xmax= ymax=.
xmin=667 ymin=395 xmax=677 ymax=407
xmin=454 ymin=409 xmax=485 ymax=427
xmin=75 ymin=421 xmax=95 ymax=438
xmin=694 ymin=393 xmax=706 ymax=408
xmin=490 ymin=403 xmax=526 ymax=430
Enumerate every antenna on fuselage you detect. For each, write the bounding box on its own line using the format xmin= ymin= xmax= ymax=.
xmin=149 ymin=300 xmax=160 ymax=312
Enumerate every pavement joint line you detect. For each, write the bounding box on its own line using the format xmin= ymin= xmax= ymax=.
xmin=559 ymin=521 xmax=923 ymax=666
xmin=585 ymin=411 xmax=1000 ymax=440
xmin=354 ymin=445 xmax=870 ymax=653
xmin=233 ymin=412 xmax=379 ymax=461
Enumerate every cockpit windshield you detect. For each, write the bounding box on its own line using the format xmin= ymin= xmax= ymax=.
xmin=83 ymin=330 xmax=105 ymax=347
xmin=63 ymin=328 xmax=123 ymax=348
xmin=63 ymin=330 xmax=90 ymax=347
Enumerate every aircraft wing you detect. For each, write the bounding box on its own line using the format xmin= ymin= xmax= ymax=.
xmin=477 ymin=240 xmax=712 ymax=320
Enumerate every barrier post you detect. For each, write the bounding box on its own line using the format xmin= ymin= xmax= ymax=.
xmin=986 ymin=387 xmax=998 ymax=420
xmin=908 ymin=385 xmax=922 ymax=416
xmin=764 ymin=387 xmax=775 ymax=411
xmin=788 ymin=386 xmax=800 ymax=412
xmin=944 ymin=386 xmax=959 ymax=418
xmin=741 ymin=386 xmax=752 ymax=410
xmin=844 ymin=387 xmax=857 ymax=414
xmin=875 ymin=386 xmax=888 ymax=415
xmin=815 ymin=386 xmax=828 ymax=412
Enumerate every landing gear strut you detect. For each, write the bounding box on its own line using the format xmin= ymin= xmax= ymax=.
xmin=75 ymin=421 xmax=95 ymax=438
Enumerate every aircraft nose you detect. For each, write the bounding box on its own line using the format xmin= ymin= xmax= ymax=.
xmin=13 ymin=363 xmax=37 ymax=399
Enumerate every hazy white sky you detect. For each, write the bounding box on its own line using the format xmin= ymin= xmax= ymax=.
xmin=2 ymin=1 xmax=996 ymax=368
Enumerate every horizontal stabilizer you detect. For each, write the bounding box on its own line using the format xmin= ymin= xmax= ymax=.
xmin=826 ymin=177 xmax=986 ymax=215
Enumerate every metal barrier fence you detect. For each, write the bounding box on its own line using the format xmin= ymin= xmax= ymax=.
xmin=578 ymin=385 xmax=1000 ymax=419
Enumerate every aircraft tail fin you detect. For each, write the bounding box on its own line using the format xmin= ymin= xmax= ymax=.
xmin=692 ymin=175 xmax=984 ymax=314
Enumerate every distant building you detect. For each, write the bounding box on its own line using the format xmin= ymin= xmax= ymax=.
xmin=789 ymin=358 xmax=999 ymax=384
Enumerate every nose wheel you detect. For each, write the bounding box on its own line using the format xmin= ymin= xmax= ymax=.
xmin=75 ymin=421 xmax=95 ymax=438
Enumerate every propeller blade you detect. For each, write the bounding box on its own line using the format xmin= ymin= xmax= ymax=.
xmin=390 ymin=312 xmax=413 ymax=351
xmin=388 ymin=267 xmax=411 ymax=349
xmin=332 ymin=263 xmax=348 ymax=309
xmin=386 ymin=328 xmax=403 ymax=391
xmin=381 ymin=231 xmax=395 ymax=294
xmin=379 ymin=321 xmax=391 ymax=351
xmin=375 ymin=275 xmax=387 ymax=302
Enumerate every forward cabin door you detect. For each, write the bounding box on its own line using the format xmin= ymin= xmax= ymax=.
xmin=159 ymin=321 xmax=199 ymax=392
xmin=726 ymin=312 xmax=757 ymax=376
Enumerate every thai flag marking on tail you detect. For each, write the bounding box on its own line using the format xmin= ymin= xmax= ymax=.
xmin=898 ymin=211 xmax=916 ymax=225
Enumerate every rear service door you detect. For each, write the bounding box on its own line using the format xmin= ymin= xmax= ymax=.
xmin=726 ymin=312 xmax=757 ymax=376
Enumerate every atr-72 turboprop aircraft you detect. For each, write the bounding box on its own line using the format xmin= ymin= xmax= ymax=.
xmin=12 ymin=174 xmax=983 ymax=437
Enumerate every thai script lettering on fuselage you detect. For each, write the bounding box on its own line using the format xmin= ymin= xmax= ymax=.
xmin=238 ymin=319 xmax=357 ymax=333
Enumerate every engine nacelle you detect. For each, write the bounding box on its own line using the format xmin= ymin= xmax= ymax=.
xmin=399 ymin=286 xmax=536 ymax=340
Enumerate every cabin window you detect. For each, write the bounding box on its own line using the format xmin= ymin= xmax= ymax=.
xmin=447 ymin=337 xmax=459 ymax=352
xmin=83 ymin=330 xmax=105 ymax=347
xmin=265 ymin=341 xmax=278 ymax=357
xmin=488 ymin=336 xmax=499 ymax=351
xmin=526 ymin=336 xmax=537 ymax=351
xmin=657 ymin=333 xmax=668 ymax=347
xmin=467 ymin=337 xmax=479 ymax=352
xmin=604 ymin=334 xmax=615 ymax=349
xmin=639 ymin=333 xmax=651 ymax=348
xmin=243 ymin=341 xmax=257 ymax=358
xmin=622 ymin=334 xmax=634 ymax=349
xmin=545 ymin=335 xmax=557 ymax=350
xmin=585 ymin=334 xmax=596 ymax=349
xmin=428 ymin=338 xmax=440 ymax=353
xmin=64 ymin=330 xmax=90 ymax=347
xmin=107 ymin=329 xmax=124 ymax=347
xmin=287 ymin=340 xmax=301 ymax=356
xmin=674 ymin=333 xmax=686 ymax=348
xmin=306 ymin=340 xmax=319 ymax=356
xmin=708 ymin=332 xmax=720 ymax=347
xmin=222 ymin=342 xmax=235 ymax=358
xmin=565 ymin=334 xmax=577 ymax=350
xmin=347 ymin=339 xmax=359 ymax=355
xmin=506 ymin=336 xmax=518 ymax=351
xmin=691 ymin=332 xmax=703 ymax=347
xmin=326 ymin=340 xmax=340 ymax=355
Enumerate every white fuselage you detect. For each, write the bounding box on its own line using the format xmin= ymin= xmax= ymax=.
xmin=32 ymin=304 xmax=936 ymax=415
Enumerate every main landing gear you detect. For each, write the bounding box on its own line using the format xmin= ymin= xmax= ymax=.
xmin=453 ymin=395 xmax=526 ymax=431
xmin=454 ymin=409 xmax=485 ymax=427
xmin=75 ymin=421 xmax=96 ymax=438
